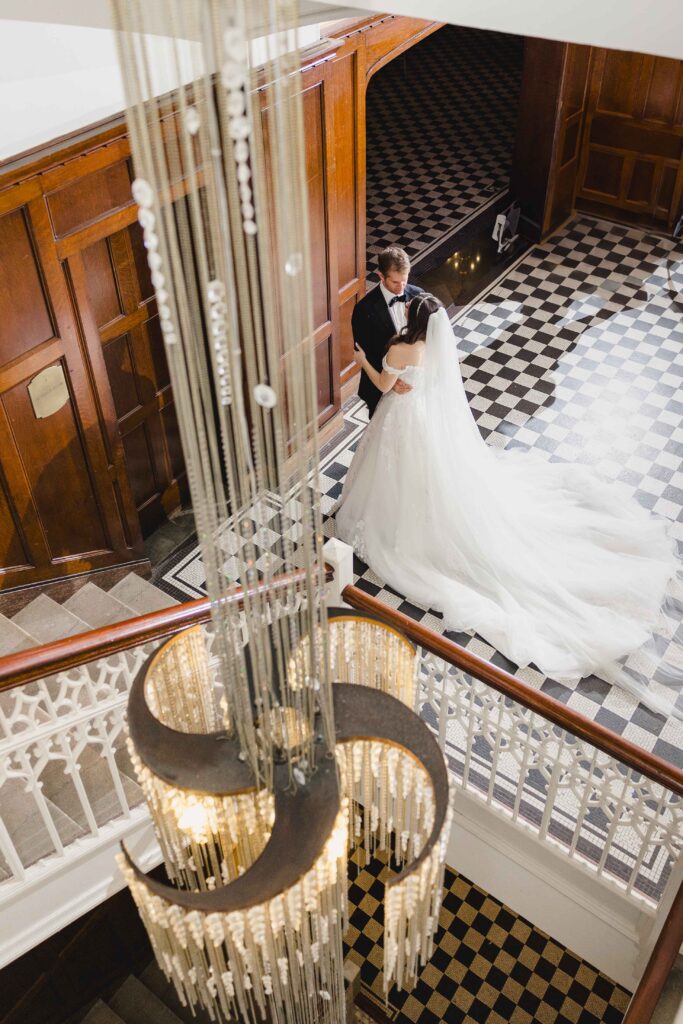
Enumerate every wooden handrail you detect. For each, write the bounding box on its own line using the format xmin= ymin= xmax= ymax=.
xmin=622 ymin=878 xmax=683 ymax=1024
xmin=1 ymin=571 xmax=680 ymax=797
xmin=342 ymin=583 xmax=683 ymax=798
xmin=0 ymin=567 xmax=331 ymax=693
xmin=2 ymin=573 xmax=681 ymax=1015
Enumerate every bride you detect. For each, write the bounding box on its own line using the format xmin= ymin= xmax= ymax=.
xmin=336 ymin=293 xmax=680 ymax=717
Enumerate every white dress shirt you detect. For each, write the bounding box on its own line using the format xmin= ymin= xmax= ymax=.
xmin=380 ymin=282 xmax=407 ymax=334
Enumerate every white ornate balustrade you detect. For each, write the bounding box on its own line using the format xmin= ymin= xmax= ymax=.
xmin=0 ymin=642 xmax=161 ymax=886
xmin=3 ymin=637 xmax=678 ymax=905
xmin=0 ymin=589 xmax=681 ymax=983
xmin=415 ymin=652 xmax=683 ymax=907
xmin=0 ymin=595 xmax=304 ymax=897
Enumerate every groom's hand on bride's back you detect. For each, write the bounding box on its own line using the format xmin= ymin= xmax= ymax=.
xmin=393 ymin=379 xmax=412 ymax=395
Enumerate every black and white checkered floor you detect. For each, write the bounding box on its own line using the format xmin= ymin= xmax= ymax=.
xmin=365 ymin=24 xmax=522 ymax=266
xmin=156 ymin=215 xmax=683 ymax=765
xmin=345 ymin=846 xmax=631 ymax=1024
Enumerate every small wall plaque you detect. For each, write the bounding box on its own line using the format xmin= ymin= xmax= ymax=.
xmin=27 ymin=365 xmax=70 ymax=419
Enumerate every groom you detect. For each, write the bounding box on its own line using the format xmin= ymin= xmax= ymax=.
xmin=352 ymin=245 xmax=424 ymax=418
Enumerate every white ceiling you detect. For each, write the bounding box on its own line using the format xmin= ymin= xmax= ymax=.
xmin=1 ymin=0 xmax=681 ymax=165
xmin=315 ymin=0 xmax=683 ymax=60
xmin=3 ymin=0 xmax=682 ymax=58
xmin=0 ymin=3 xmax=364 ymax=162
xmin=0 ymin=2 xmax=366 ymax=36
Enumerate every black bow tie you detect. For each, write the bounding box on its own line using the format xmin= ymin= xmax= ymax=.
xmin=389 ymin=294 xmax=407 ymax=307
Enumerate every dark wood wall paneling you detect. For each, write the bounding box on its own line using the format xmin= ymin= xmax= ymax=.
xmin=0 ymin=133 xmax=192 ymax=588
xmin=576 ymin=51 xmax=683 ymax=228
xmin=513 ymin=41 xmax=683 ymax=236
xmin=512 ymin=40 xmax=592 ymax=238
xmin=332 ymin=16 xmax=441 ymax=391
xmin=0 ymin=164 xmax=144 ymax=590
xmin=0 ymin=15 xmax=441 ymax=588
xmin=50 ymin=143 xmax=188 ymax=538
xmin=5 ymin=17 xmax=680 ymax=590
xmin=512 ymin=39 xmax=569 ymax=237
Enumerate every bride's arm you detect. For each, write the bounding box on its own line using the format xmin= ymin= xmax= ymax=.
xmin=353 ymin=346 xmax=400 ymax=393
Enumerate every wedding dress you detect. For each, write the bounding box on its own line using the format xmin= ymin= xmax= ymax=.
xmin=336 ymin=307 xmax=680 ymax=717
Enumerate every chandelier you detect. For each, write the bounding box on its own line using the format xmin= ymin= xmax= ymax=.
xmin=110 ymin=2 xmax=453 ymax=1022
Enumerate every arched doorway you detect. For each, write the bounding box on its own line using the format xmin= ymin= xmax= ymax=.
xmin=364 ymin=24 xmax=524 ymax=286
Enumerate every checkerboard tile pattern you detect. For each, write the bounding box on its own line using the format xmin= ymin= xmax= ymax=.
xmin=154 ymin=492 xmax=309 ymax=601
xmin=156 ymin=216 xmax=683 ymax=765
xmin=322 ymin=217 xmax=683 ymax=762
xmin=449 ymin=217 xmax=683 ymax=733
xmin=366 ymin=25 xmax=522 ymax=266
xmin=345 ymin=846 xmax=631 ymax=1024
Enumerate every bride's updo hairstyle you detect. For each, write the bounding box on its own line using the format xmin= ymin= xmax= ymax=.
xmin=386 ymin=292 xmax=442 ymax=351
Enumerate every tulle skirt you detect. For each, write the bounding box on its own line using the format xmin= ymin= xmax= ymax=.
xmin=336 ymin=386 xmax=679 ymax=714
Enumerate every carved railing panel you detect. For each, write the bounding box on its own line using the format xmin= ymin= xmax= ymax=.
xmin=0 ymin=595 xmax=680 ymax=919
xmin=416 ymin=652 xmax=683 ymax=904
xmin=0 ymin=595 xmax=307 ymax=888
xmin=0 ymin=643 xmax=164 ymax=883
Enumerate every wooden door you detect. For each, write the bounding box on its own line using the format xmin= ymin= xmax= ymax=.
xmin=37 ymin=139 xmax=187 ymax=545
xmin=258 ymin=64 xmax=341 ymax=425
xmin=72 ymin=216 xmax=187 ymax=536
xmin=0 ymin=180 xmax=143 ymax=589
xmin=577 ymin=50 xmax=683 ymax=227
xmin=303 ymin=66 xmax=341 ymax=423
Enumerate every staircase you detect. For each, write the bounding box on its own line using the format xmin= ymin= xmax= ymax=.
xmin=0 ymin=574 xmax=177 ymax=877
xmin=0 ymin=574 xmax=176 ymax=657
xmin=0 ymin=574 xmax=178 ymax=964
xmin=81 ymin=966 xmax=212 ymax=1024
xmin=79 ymin=959 xmax=362 ymax=1024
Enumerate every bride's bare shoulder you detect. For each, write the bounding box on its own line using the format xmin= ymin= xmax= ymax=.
xmin=387 ymin=340 xmax=424 ymax=367
xmin=384 ymin=343 xmax=408 ymax=367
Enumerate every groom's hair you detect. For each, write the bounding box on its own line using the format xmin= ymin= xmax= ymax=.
xmin=378 ymin=246 xmax=410 ymax=275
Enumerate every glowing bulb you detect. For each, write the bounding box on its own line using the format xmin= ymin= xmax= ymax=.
xmin=327 ymin=818 xmax=347 ymax=860
xmin=177 ymin=798 xmax=211 ymax=842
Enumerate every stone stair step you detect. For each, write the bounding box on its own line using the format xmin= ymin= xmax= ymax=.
xmin=109 ymin=575 xmax=178 ymax=616
xmin=81 ymin=1000 xmax=127 ymax=1024
xmin=38 ymin=746 xmax=143 ymax=831
xmin=11 ymin=594 xmax=91 ymax=645
xmin=1 ymin=777 xmax=85 ymax=869
xmin=114 ymin=743 xmax=143 ymax=788
xmin=0 ymin=613 xmax=36 ymax=657
xmin=0 ymin=610 xmax=48 ymax=735
xmin=63 ymin=583 xmax=139 ymax=629
xmin=144 ymin=513 xmax=196 ymax=566
xmin=109 ymin=975 xmax=184 ymax=1024
xmin=0 ymin=610 xmax=46 ymax=749
xmin=140 ymin=962 xmax=214 ymax=1024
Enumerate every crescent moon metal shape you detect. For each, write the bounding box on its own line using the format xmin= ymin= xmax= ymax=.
xmin=332 ymin=682 xmax=450 ymax=888
xmin=123 ymin=661 xmax=448 ymax=911
xmin=127 ymin=649 xmax=254 ymax=795
xmin=121 ymin=753 xmax=341 ymax=912
xmin=121 ymin=617 xmax=451 ymax=1013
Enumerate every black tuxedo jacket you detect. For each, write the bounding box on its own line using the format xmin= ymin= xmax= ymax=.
xmin=352 ymin=282 xmax=424 ymax=417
